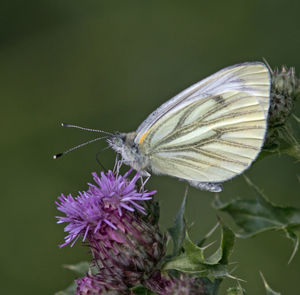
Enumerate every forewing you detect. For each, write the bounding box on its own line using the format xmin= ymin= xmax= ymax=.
xmin=135 ymin=62 xmax=270 ymax=145
xmin=136 ymin=63 xmax=270 ymax=183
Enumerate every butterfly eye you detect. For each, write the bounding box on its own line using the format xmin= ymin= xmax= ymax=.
xmin=133 ymin=144 xmax=139 ymax=153
xmin=116 ymin=132 xmax=126 ymax=141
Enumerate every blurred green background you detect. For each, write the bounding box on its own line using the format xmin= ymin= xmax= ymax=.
xmin=1 ymin=0 xmax=300 ymax=294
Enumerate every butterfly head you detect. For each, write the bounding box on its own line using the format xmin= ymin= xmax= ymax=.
xmin=108 ymin=132 xmax=149 ymax=172
xmin=107 ymin=132 xmax=125 ymax=151
xmin=108 ymin=131 xmax=136 ymax=153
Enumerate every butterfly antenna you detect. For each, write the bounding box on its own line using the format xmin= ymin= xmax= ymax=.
xmin=53 ymin=136 xmax=108 ymax=159
xmin=61 ymin=123 xmax=113 ymax=136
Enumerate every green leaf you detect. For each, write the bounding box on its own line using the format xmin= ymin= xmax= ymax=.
xmin=214 ymin=177 xmax=300 ymax=262
xmin=163 ymin=223 xmax=235 ymax=280
xmin=167 ymin=187 xmax=188 ymax=256
xmin=227 ymin=285 xmax=246 ymax=295
xmin=184 ymin=233 xmax=206 ymax=263
xmin=204 ymin=222 xmax=235 ymax=265
xmin=285 ymin=225 xmax=300 ymax=263
xmin=260 ymin=272 xmax=281 ymax=295
xmin=201 ymin=278 xmax=222 ymax=295
xmin=131 ymin=285 xmax=157 ymax=295
xmin=215 ymin=221 xmax=235 ymax=265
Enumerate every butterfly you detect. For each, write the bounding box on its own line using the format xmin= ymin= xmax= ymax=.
xmin=55 ymin=62 xmax=270 ymax=192
xmin=106 ymin=62 xmax=270 ymax=192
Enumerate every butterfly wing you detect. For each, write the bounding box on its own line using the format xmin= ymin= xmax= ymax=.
xmin=135 ymin=62 xmax=270 ymax=183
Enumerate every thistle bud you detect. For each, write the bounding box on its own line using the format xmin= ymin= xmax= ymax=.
xmin=268 ymin=65 xmax=299 ymax=127
xmin=263 ymin=63 xmax=300 ymax=153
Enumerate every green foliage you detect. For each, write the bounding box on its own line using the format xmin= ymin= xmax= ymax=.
xmin=201 ymin=278 xmax=223 ymax=295
xmin=227 ymin=284 xmax=246 ymax=295
xmin=167 ymin=187 xmax=187 ymax=257
xmin=163 ymin=222 xmax=236 ymax=280
xmin=218 ymin=221 xmax=235 ymax=265
xmin=161 ymin=195 xmax=237 ymax=294
xmin=260 ymin=272 xmax=281 ymax=295
xmin=214 ymin=177 xmax=300 ymax=263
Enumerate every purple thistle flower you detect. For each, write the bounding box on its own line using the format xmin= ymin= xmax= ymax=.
xmin=56 ymin=169 xmax=155 ymax=247
xmin=57 ymin=168 xmax=166 ymax=292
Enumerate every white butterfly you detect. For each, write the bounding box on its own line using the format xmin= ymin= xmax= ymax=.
xmin=107 ymin=62 xmax=271 ymax=192
xmin=53 ymin=62 xmax=269 ymax=192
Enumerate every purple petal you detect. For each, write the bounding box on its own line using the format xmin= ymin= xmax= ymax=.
xmin=56 ymin=169 xmax=155 ymax=247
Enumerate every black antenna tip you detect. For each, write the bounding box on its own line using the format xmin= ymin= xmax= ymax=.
xmin=53 ymin=153 xmax=63 ymax=159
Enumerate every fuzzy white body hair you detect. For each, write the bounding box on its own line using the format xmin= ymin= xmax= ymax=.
xmin=108 ymin=132 xmax=150 ymax=176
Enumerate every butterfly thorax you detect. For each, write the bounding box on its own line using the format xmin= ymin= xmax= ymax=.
xmin=108 ymin=132 xmax=150 ymax=174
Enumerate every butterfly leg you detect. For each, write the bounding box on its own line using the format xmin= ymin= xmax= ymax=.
xmin=113 ymin=154 xmax=120 ymax=172
xmin=113 ymin=155 xmax=124 ymax=176
xmin=139 ymin=171 xmax=151 ymax=190
xmin=188 ymin=180 xmax=223 ymax=192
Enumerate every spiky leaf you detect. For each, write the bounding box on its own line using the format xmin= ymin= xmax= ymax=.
xmin=167 ymin=190 xmax=187 ymax=257
xmin=214 ymin=191 xmax=300 ymax=262
xmin=260 ymin=272 xmax=281 ymax=295
xmin=163 ymin=223 xmax=235 ymax=280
